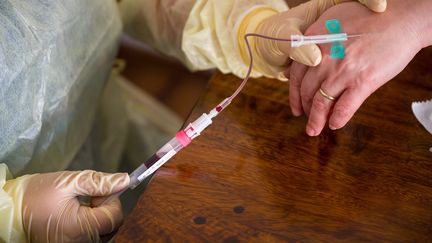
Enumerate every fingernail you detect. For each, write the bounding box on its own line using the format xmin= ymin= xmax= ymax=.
xmin=374 ymin=0 xmax=387 ymax=12
xmin=306 ymin=126 xmax=317 ymax=136
xmin=292 ymin=108 xmax=302 ymax=117
xmin=310 ymin=46 xmax=322 ymax=66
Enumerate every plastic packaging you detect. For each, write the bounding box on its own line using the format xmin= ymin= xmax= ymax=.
xmin=412 ymin=99 xmax=432 ymax=135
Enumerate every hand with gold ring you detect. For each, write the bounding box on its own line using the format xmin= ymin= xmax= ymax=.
xmin=318 ymin=88 xmax=336 ymax=101
xmin=286 ymin=0 xmax=432 ymax=136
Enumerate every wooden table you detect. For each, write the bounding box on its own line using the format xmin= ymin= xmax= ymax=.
xmin=116 ymin=48 xmax=432 ymax=242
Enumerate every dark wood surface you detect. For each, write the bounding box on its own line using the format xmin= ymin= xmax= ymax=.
xmin=116 ymin=48 xmax=432 ymax=242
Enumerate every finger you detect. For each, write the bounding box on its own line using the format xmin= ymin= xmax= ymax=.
xmin=289 ymin=62 xmax=308 ymax=116
xmin=83 ymin=198 xmax=124 ymax=236
xmin=91 ymin=190 xmax=124 ymax=207
xmin=336 ymin=0 xmax=387 ymax=12
xmin=284 ymin=1 xmax=337 ymax=27
xmin=306 ymin=82 xmax=345 ymax=136
xmin=290 ymin=44 xmax=322 ymax=67
xmin=272 ymin=24 xmax=322 ymax=67
xmin=285 ymin=24 xmax=322 ymax=66
xmin=355 ymin=0 xmax=387 ymax=12
xmin=300 ymin=67 xmax=323 ymax=116
xmin=284 ymin=64 xmax=291 ymax=80
xmin=71 ymin=170 xmax=130 ymax=197
xmin=328 ymin=87 xmax=370 ymax=130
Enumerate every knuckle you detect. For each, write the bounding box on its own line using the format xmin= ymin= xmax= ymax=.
xmin=301 ymin=94 xmax=313 ymax=106
xmin=350 ymin=71 xmax=376 ymax=95
xmin=357 ymin=69 xmax=371 ymax=85
xmin=312 ymin=96 xmax=328 ymax=112
xmin=333 ymin=104 xmax=352 ymax=121
xmin=304 ymin=23 xmax=321 ymax=36
xmin=289 ymin=73 xmax=301 ymax=87
xmin=339 ymin=61 xmax=375 ymax=89
xmin=340 ymin=59 xmax=357 ymax=74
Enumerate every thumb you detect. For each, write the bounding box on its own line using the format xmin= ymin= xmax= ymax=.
xmin=357 ymin=0 xmax=387 ymax=12
xmin=288 ymin=28 xmax=322 ymax=66
xmin=290 ymin=43 xmax=322 ymax=67
xmin=68 ymin=170 xmax=130 ymax=197
xmin=275 ymin=25 xmax=322 ymax=66
xmin=256 ymin=17 xmax=322 ymax=68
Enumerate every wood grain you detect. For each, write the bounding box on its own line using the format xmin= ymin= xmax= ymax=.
xmin=116 ymin=47 xmax=432 ymax=242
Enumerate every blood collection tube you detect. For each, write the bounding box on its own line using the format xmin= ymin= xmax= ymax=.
xmin=128 ymin=131 xmax=190 ymax=189
xmin=96 ymin=100 xmax=229 ymax=206
xmin=128 ymin=102 xmax=226 ymax=189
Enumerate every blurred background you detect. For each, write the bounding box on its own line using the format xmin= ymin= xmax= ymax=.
xmin=118 ymin=36 xmax=212 ymax=121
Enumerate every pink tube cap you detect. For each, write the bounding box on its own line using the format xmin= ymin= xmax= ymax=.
xmin=176 ymin=130 xmax=192 ymax=147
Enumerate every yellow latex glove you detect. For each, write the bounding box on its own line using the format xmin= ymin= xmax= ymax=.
xmin=4 ymin=170 xmax=129 ymax=243
xmin=237 ymin=0 xmax=387 ymax=80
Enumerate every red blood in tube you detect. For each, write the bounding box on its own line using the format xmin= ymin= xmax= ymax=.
xmin=216 ymin=106 xmax=222 ymax=112
xmin=144 ymin=153 xmax=165 ymax=168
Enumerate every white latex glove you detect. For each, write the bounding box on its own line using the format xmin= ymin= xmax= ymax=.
xmin=4 ymin=170 xmax=130 ymax=243
xmin=237 ymin=0 xmax=387 ymax=80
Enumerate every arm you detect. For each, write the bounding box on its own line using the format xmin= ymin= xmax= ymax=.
xmin=118 ymin=0 xmax=288 ymax=79
xmin=118 ymin=0 xmax=387 ymax=80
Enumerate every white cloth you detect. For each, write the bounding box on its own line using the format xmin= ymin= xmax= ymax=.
xmin=412 ymin=99 xmax=432 ymax=135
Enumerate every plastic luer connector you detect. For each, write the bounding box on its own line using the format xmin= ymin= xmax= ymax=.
xmin=290 ymin=33 xmax=348 ymax=48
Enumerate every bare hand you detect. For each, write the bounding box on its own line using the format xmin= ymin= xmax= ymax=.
xmin=287 ymin=0 xmax=428 ymax=136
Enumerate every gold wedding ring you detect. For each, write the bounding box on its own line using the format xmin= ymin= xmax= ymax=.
xmin=319 ymin=88 xmax=336 ymax=101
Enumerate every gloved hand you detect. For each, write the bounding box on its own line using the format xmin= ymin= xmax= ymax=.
xmin=237 ymin=0 xmax=387 ymax=80
xmin=4 ymin=170 xmax=130 ymax=243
